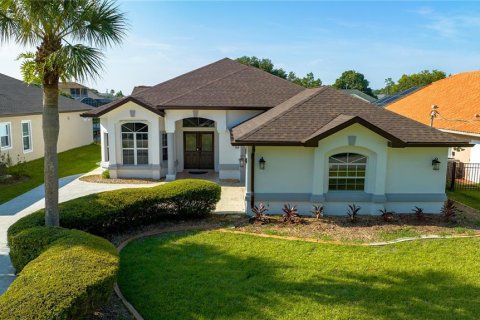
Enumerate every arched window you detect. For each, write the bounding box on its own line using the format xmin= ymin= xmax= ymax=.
xmin=183 ymin=117 xmax=215 ymax=128
xmin=328 ymin=153 xmax=366 ymax=191
xmin=121 ymin=122 xmax=148 ymax=165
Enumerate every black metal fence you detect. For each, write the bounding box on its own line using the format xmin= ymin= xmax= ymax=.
xmin=447 ymin=161 xmax=480 ymax=191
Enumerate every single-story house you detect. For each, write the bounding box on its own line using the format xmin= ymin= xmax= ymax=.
xmin=386 ymin=71 xmax=480 ymax=163
xmin=0 ymin=73 xmax=94 ymax=164
xmin=82 ymin=58 xmax=469 ymax=215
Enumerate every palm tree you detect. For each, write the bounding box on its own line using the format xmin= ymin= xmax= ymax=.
xmin=0 ymin=0 xmax=127 ymax=226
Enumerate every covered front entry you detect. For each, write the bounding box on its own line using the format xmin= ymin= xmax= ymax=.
xmin=184 ymin=132 xmax=214 ymax=169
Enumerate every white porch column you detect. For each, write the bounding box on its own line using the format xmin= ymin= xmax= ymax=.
xmin=166 ymin=132 xmax=176 ymax=181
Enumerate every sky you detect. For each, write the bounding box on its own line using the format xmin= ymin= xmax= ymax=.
xmin=0 ymin=1 xmax=479 ymax=94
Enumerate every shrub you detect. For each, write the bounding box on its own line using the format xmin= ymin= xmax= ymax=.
xmin=347 ymin=204 xmax=361 ymax=223
xmin=311 ymin=204 xmax=324 ymax=219
xmin=0 ymin=227 xmax=118 ymax=319
xmin=282 ymin=203 xmax=301 ymax=223
xmin=9 ymin=179 xmax=222 ymax=239
xmin=379 ymin=208 xmax=395 ymax=222
xmin=412 ymin=206 xmax=425 ymax=221
xmin=251 ymin=203 xmax=269 ymax=224
xmin=441 ymin=199 xmax=457 ymax=222
xmin=102 ymin=169 xmax=110 ymax=179
xmin=3 ymin=179 xmax=221 ymax=320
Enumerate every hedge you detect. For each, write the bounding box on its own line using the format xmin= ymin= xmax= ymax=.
xmin=0 ymin=227 xmax=118 ymax=319
xmin=1 ymin=179 xmax=221 ymax=319
xmin=8 ymin=179 xmax=222 ymax=240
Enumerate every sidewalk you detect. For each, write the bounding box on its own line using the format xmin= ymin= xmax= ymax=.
xmin=0 ymin=169 xmax=163 ymax=294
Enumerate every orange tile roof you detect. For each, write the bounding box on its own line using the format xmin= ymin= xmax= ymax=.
xmin=386 ymin=71 xmax=480 ymax=135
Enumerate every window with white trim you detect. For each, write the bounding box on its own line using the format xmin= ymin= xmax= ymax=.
xmin=328 ymin=153 xmax=367 ymax=191
xmin=0 ymin=122 xmax=12 ymax=150
xmin=121 ymin=122 xmax=148 ymax=165
xmin=21 ymin=120 xmax=32 ymax=153
xmin=161 ymin=133 xmax=168 ymax=161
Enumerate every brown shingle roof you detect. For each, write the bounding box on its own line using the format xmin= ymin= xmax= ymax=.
xmin=82 ymin=58 xmax=304 ymax=117
xmin=231 ymin=87 xmax=470 ymax=147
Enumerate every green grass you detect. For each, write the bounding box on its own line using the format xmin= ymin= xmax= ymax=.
xmin=447 ymin=189 xmax=480 ymax=210
xmin=0 ymin=144 xmax=100 ymax=205
xmin=379 ymin=227 xmax=420 ymax=241
xmin=119 ymin=231 xmax=480 ymax=320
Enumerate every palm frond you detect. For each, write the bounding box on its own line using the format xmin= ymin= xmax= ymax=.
xmin=47 ymin=44 xmax=104 ymax=83
xmin=68 ymin=0 xmax=127 ymax=48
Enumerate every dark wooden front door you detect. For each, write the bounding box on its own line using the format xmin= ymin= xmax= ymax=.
xmin=184 ymin=132 xmax=214 ymax=169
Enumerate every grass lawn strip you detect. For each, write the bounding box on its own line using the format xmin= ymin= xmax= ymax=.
xmin=119 ymin=230 xmax=480 ymax=320
xmin=0 ymin=143 xmax=100 ymax=204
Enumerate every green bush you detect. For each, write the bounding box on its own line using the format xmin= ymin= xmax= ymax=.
xmin=102 ymin=169 xmax=110 ymax=179
xmin=9 ymin=179 xmax=221 ymax=239
xmin=3 ymin=179 xmax=221 ymax=320
xmin=0 ymin=227 xmax=118 ymax=319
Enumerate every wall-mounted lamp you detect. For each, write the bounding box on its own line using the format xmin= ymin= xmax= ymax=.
xmin=129 ymin=110 xmax=136 ymax=118
xmin=432 ymin=157 xmax=441 ymax=171
xmin=259 ymin=157 xmax=266 ymax=170
xmin=239 ymin=156 xmax=247 ymax=168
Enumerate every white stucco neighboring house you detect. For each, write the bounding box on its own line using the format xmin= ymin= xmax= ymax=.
xmin=0 ymin=73 xmax=93 ymax=164
xmin=82 ymin=58 xmax=469 ymax=215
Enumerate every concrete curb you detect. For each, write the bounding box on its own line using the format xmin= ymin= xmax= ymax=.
xmin=219 ymin=228 xmax=480 ymax=246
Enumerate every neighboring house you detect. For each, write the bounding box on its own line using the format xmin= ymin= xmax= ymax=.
xmin=385 ymin=71 xmax=480 ymax=163
xmin=59 ymin=81 xmax=104 ymax=100
xmin=374 ymin=86 xmax=421 ymax=107
xmin=341 ymin=89 xmax=377 ymax=103
xmin=81 ymin=58 xmax=468 ymax=215
xmin=0 ymin=73 xmax=94 ymax=164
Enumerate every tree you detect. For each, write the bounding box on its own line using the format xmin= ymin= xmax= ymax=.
xmin=115 ymin=90 xmax=124 ymax=97
xmin=333 ymin=70 xmax=376 ymax=98
xmin=288 ymin=72 xmax=322 ymax=88
xmin=384 ymin=78 xmax=395 ymax=95
xmin=236 ymin=56 xmax=288 ymax=79
xmin=236 ymin=56 xmax=322 ymax=88
xmin=392 ymin=70 xmax=446 ymax=94
xmin=0 ymin=0 xmax=127 ymax=226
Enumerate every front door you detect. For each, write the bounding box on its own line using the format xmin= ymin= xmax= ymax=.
xmin=184 ymin=132 xmax=214 ymax=169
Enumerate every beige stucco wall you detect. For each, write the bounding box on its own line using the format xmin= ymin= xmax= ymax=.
xmin=0 ymin=111 xmax=93 ymax=164
xmin=246 ymin=124 xmax=450 ymax=215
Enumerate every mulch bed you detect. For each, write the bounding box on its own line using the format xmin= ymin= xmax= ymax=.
xmin=79 ymin=175 xmax=159 ymax=184
xmin=237 ymin=203 xmax=480 ymax=243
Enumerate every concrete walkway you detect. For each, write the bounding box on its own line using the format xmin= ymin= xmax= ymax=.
xmin=0 ymin=168 xmax=163 ymax=294
xmin=0 ymin=168 xmax=245 ymax=294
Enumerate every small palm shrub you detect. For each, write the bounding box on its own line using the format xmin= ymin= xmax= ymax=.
xmin=412 ymin=206 xmax=425 ymax=220
xmin=311 ymin=204 xmax=324 ymax=219
xmin=379 ymin=208 xmax=395 ymax=222
xmin=347 ymin=204 xmax=361 ymax=223
xmin=251 ymin=203 xmax=269 ymax=224
xmin=282 ymin=204 xmax=301 ymax=223
xmin=441 ymin=199 xmax=457 ymax=222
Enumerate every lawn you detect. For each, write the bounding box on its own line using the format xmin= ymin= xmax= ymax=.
xmin=0 ymin=144 xmax=100 ymax=204
xmin=448 ymin=189 xmax=480 ymax=210
xmin=119 ymin=230 xmax=480 ymax=320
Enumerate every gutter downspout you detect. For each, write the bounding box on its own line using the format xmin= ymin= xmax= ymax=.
xmin=250 ymin=145 xmax=255 ymax=209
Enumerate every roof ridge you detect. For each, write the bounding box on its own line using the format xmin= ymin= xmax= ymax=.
xmin=135 ymin=58 xmax=236 ymax=98
xmin=237 ymin=87 xmax=327 ymax=141
xmin=157 ymin=63 xmax=250 ymax=106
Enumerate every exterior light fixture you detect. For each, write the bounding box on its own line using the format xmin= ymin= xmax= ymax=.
xmin=259 ymin=157 xmax=266 ymax=170
xmin=432 ymin=157 xmax=441 ymax=171
xmin=239 ymin=156 xmax=247 ymax=168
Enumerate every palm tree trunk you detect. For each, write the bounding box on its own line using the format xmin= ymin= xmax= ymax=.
xmin=43 ymin=83 xmax=60 ymax=226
